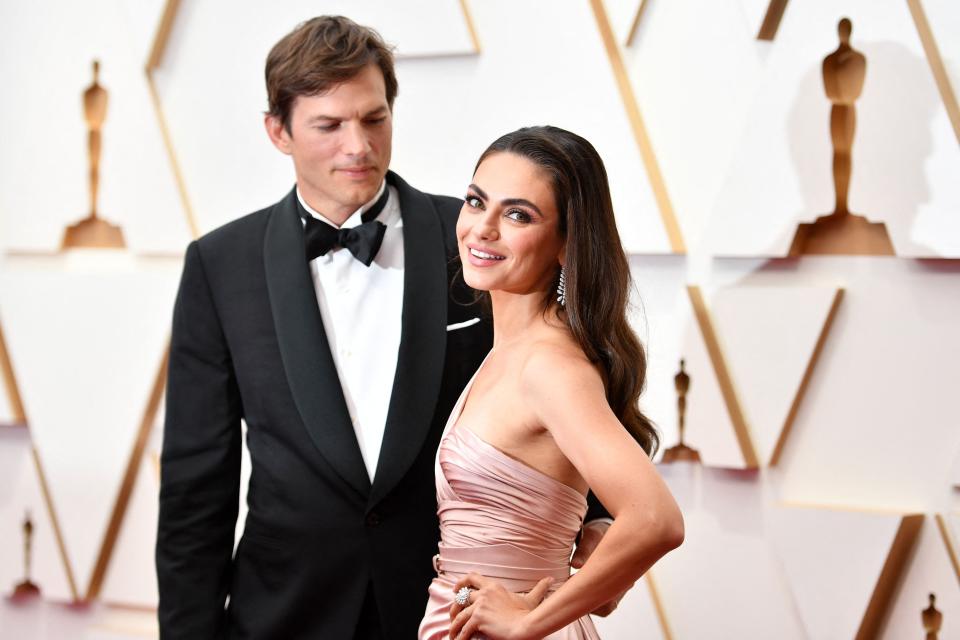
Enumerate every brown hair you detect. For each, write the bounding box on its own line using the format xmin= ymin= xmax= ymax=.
xmin=265 ymin=16 xmax=398 ymax=133
xmin=475 ymin=126 xmax=659 ymax=456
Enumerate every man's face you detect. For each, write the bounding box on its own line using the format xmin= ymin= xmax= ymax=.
xmin=265 ymin=63 xmax=392 ymax=222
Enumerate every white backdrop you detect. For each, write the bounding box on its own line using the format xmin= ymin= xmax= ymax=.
xmin=1 ymin=1 xmax=958 ymax=638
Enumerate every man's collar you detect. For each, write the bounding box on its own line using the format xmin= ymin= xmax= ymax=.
xmin=296 ymin=180 xmax=387 ymax=229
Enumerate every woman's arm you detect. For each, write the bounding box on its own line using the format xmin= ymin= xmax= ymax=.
xmin=450 ymin=347 xmax=684 ymax=640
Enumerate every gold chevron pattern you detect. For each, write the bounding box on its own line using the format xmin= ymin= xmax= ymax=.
xmin=0 ymin=2 xmax=957 ymax=637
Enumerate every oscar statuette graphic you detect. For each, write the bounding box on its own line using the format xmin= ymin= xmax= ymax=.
xmin=788 ymin=18 xmax=895 ymax=256
xmin=922 ymin=593 xmax=942 ymax=640
xmin=662 ymin=359 xmax=701 ymax=463
xmin=61 ymin=60 xmax=126 ymax=249
xmin=10 ymin=510 xmax=41 ymax=601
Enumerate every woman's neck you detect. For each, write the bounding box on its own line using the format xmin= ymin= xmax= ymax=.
xmin=489 ymin=289 xmax=559 ymax=350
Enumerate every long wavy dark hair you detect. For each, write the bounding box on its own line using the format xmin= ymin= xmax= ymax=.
xmin=474 ymin=126 xmax=659 ymax=456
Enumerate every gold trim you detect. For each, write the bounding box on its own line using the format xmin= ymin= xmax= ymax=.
xmin=144 ymin=76 xmax=200 ymax=239
xmin=687 ymin=286 xmax=759 ymax=467
xmin=1 ymin=315 xmax=79 ymax=598
xmin=145 ymin=0 xmax=200 ymax=240
xmin=757 ymin=0 xmax=789 ymax=41
xmin=769 ymin=288 xmax=844 ymax=465
xmin=907 ymin=0 xmax=960 ymax=145
xmin=459 ymin=0 xmax=482 ymax=54
xmin=589 ymin=0 xmax=687 ymax=254
xmin=934 ymin=513 xmax=960 ymax=586
xmin=855 ymin=514 xmax=923 ymax=639
xmin=625 ymin=0 xmax=650 ymax=47
xmin=0 ymin=317 xmax=26 ymax=424
xmin=86 ymin=346 xmax=169 ymax=600
xmin=146 ymin=0 xmax=181 ymax=70
xmin=32 ymin=446 xmax=80 ymax=601
xmin=645 ymin=571 xmax=674 ymax=640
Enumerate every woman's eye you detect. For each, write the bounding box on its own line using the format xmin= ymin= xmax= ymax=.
xmin=465 ymin=195 xmax=483 ymax=209
xmin=505 ymin=209 xmax=532 ymax=223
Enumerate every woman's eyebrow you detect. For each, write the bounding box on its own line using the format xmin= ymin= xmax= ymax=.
xmin=468 ymin=183 xmax=488 ymax=200
xmin=500 ymin=198 xmax=542 ymax=216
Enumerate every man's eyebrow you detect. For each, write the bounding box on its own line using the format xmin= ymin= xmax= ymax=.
xmin=305 ymin=106 xmax=388 ymax=123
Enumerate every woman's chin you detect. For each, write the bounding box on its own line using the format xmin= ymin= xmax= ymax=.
xmin=462 ymin=272 xmax=494 ymax=292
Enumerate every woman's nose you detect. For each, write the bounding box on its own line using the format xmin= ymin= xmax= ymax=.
xmin=474 ymin=210 xmax=500 ymax=241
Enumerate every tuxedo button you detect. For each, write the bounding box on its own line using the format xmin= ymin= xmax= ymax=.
xmin=365 ymin=512 xmax=381 ymax=527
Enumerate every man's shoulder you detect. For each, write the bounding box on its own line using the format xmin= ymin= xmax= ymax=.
xmin=424 ymin=192 xmax=462 ymax=215
xmin=197 ymin=204 xmax=273 ymax=248
xmin=389 ymin=171 xmax=461 ymax=220
xmin=390 ymin=172 xmax=463 ymax=253
xmin=181 ymin=195 xmax=290 ymax=276
xmin=190 ymin=190 xmax=297 ymax=265
xmin=422 ymin=192 xmax=462 ymax=252
xmin=424 ymin=192 xmax=462 ymax=239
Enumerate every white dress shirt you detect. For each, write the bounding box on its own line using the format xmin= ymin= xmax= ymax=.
xmin=298 ymin=182 xmax=404 ymax=481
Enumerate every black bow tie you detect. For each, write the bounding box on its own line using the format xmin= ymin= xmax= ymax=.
xmin=300 ymin=188 xmax=389 ymax=267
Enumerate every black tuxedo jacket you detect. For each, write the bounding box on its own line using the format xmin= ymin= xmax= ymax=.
xmin=156 ymin=172 xmax=608 ymax=639
xmin=157 ymin=172 xmax=492 ymax=639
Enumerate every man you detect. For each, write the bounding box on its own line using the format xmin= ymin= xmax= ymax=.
xmin=157 ymin=16 xmax=613 ymax=639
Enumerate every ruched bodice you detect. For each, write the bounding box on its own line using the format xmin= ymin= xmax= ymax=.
xmin=437 ymin=424 xmax=587 ymax=567
xmin=418 ymin=358 xmax=600 ymax=639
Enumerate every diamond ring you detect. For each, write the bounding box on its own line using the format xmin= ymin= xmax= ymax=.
xmin=455 ymin=586 xmax=472 ymax=606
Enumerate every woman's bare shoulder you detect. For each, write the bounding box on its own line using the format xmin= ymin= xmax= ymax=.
xmin=517 ymin=332 xmax=602 ymax=398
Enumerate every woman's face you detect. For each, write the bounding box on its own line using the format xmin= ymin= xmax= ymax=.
xmin=457 ymin=152 xmax=564 ymax=296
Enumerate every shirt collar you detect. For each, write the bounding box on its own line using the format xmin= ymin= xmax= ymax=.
xmin=296 ymin=180 xmax=387 ymax=230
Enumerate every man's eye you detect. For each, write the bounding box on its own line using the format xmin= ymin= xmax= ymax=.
xmin=505 ymin=209 xmax=532 ymax=223
xmin=366 ymin=117 xmax=387 ymax=125
xmin=316 ymin=123 xmax=339 ymax=132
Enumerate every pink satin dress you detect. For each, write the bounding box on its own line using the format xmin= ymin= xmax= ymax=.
xmin=418 ymin=360 xmax=600 ymax=639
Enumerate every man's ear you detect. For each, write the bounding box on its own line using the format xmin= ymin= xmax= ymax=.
xmin=264 ymin=114 xmax=292 ymax=155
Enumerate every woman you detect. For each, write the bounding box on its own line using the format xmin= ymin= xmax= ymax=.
xmin=418 ymin=126 xmax=684 ymax=640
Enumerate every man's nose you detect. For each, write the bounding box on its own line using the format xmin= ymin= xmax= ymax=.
xmin=342 ymin=123 xmax=371 ymax=156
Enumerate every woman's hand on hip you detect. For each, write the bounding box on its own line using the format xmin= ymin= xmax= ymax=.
xmin=448 ymin=573 xmax=552 ymax=640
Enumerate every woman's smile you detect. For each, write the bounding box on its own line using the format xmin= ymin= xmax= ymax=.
xmin=457 ymin=152 xmax=563 ymax=295
xmin=467 ymin=244 xmax=507 ymax=266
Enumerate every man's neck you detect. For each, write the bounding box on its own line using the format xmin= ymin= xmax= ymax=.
xmin=297 ymin=180 xmax=387 ymax=228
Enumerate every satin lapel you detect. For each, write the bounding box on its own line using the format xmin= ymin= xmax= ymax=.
xmin=263 ymin=188 xmax=371 ymax=498
xmin=369 ymin=172 xmax=448 ymax=507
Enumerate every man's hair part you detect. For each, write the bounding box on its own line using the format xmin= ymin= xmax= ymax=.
xmin=265 ymin=15 xmax=398 ymax=134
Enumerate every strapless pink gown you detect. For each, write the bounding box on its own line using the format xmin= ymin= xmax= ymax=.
xmin=418 ymin=360 xmax=600 ymax=639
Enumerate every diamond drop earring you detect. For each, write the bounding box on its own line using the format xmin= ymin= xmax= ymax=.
xmin=556 ymin=266 xmax=566 ymax=307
